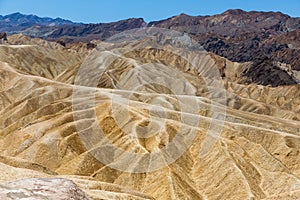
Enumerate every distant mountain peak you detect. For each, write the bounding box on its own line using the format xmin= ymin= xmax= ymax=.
xmin=222 ymin=9 xmax=246 ymax=15
xmin=178 ymin=13 xmax=190 ymax=17
xmin=7 ymin=12 xmax=22 ymax=15
xmin=220 ymin=9 xmax=290 ymax=19
xmin=2 ymin=12 xmax=24 ymax=18
xmin=0 ymin=12 xmax=77 ymax=33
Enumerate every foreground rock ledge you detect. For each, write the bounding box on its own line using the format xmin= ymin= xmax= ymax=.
xmin=0 ymin=178 xmax=90 ymax=200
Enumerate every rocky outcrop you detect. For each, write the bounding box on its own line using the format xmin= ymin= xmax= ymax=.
xmin=241 ymin=56 xmax=298 ymax=86
xmin=0 ymin=32 xmax=8 ymax=44
xmin=0 ymin=178 xmax=90 ymax=200
xmin=0 ymin=32 xmax=7 ymax=41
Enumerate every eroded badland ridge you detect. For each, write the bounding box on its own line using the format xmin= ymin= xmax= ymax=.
xmin=0 ymin=9 xmax=299 ymax=199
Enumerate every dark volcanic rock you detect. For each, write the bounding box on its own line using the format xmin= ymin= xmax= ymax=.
xmin=56 ymin=39 xmax=66 ymax=47
xmin=0 ymin=32 xmax=7 ymax=41
xmin=0 ymin=32 xmax=8 ymax=44
xmin=87 ymin=42 xmax=97 ymax=49
xmin=149 ymin=9 xmax=300 ymax=85
xmin=149 ymin=9 xmax=291 ymax=36
xmin=241 ymin=57 xmax=297 ymax=86
xmin=201 ymin=35 xmax=288 ymax=63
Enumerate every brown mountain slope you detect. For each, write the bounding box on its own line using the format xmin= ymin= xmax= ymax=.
xmin=149 ymin=10 xmax=300 ymax=83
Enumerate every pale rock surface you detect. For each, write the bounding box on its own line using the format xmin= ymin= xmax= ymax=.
xmin=0 ymin=178 xmax=90 ymax=200
xmin=0 ymin=162 xmax=153 ymax=200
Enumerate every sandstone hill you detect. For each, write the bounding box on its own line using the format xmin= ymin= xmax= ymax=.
xmin=0 ymin=26 xmax=299 ymax=200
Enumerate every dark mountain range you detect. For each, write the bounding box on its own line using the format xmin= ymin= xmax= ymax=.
xmin=149 ymin=9 xmax=300 ymax=34
xmin=46 ymin=18 xmax=146 ymax=42
xmin=1 ymin=9 xmax=300 ymax=86
xmin=150 ymin=9 xmax=300 ymax=71
xmin=0 ymin=12 xmax=77 ymax=32
xmin=0 ymin=12 xmax=146 ymax=41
